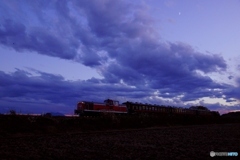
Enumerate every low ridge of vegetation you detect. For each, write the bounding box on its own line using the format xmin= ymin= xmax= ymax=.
xmin=0 ymin=110 xmax=240 ymax=136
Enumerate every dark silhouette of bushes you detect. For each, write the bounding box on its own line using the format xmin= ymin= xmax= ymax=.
xmin=0 ymin=113 xmax=239 ymax=135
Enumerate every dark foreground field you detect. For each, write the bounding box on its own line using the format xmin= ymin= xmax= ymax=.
xmin=0 ymin=120 xmax=240 ymax=160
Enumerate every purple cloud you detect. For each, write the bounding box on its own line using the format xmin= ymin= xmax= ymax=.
xmin=0 ymin=0 xmax=239 ymax=114
xmin=224 ymin=77 xmax=240 ymax=101
xmin=0 ymin=69 xmax=155 ymax=113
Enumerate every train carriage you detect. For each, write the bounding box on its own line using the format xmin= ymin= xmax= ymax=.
xmin=75 ymin=99 xmax=220 ymax=117
xmin=74 ymin=99 xmax=128 ymax=116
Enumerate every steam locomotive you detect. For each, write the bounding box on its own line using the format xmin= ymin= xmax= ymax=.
xmin=74 ymin=99 xmax=220 ymax=117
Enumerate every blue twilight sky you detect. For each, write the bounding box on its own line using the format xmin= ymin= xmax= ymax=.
xmin=0 ymin=0 xmax=240 ymax=115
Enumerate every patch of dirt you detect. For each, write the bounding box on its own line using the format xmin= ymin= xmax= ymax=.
xmin=0 ymin=123 xmax=240 ymax=159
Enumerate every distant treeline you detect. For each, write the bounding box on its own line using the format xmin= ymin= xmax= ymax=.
xmin=221 ymin=111 xmax=240 ymax=118
xmin=0 ymin=112 xmax=240 ymax=136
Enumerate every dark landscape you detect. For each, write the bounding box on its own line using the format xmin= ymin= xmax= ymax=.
xmin=0 ymin=113 xmax=240 ymax=159
xmin=1 ymin=1 xmax=240 ymax=159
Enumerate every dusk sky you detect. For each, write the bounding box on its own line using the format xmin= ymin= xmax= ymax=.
xmin=1 ymin=0 xmax=240 ymax=115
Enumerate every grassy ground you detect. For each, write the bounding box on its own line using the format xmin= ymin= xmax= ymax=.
xmin=0 ymin=113 xmax=228 ymax=135
xmin=0 ymin=114 xmax=239 ymax=159
xmin=0 ymin=123 xmax=240 ymax=159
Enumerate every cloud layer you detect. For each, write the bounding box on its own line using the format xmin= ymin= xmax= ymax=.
xmin=0 ymin=0 xmax=239 ymax=113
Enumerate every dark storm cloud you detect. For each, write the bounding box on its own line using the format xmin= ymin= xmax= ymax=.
xmin=0 ymin=19 xmax=77 ymax=59
xmin=0 ymin=68 xmax=237 ymax=114
xmin=0 ymin=0 xmax=239 ymax=113
xmin=0 ymin=0 xmax=155 ymax=66
xmin=0 ymin=69 xmax=154 ymax=113
xmin=228 ymin=75 xmax=234 ymax=79
xmin=100 ymin=40 xmax=227 ymax=101
xmin=224 ymin=77 xmax=240 ymax=101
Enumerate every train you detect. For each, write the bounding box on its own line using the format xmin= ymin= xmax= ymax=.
xmin=74 ymin=99 xmax=220 ymax=117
